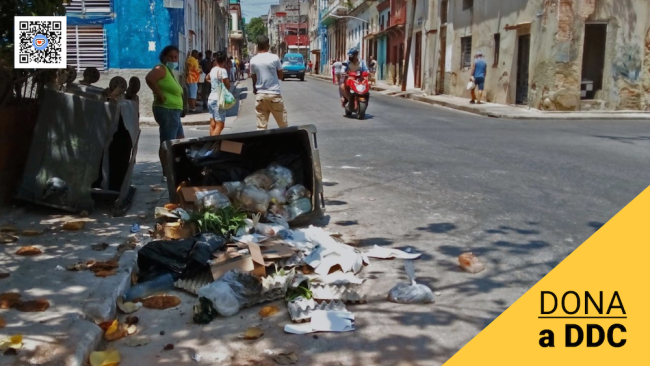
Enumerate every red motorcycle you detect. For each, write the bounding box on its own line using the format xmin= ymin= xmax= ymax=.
xmin=343 ymin=71 xmax=370 ymax=120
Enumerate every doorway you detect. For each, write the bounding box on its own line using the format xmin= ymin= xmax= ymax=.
xmin=414 ymin=31 xmax=422 ymax=88
xmin=581 ymin=24 xmax=607 ymax=100
xmin=515 ymin=34 xmax=531 ymax=105
xmin=437 ymin=26 xmax=447 ymax=94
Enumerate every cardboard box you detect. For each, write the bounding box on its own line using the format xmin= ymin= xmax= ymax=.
xmin=220 ymin=140 xmax=243 ymax=154
xmin=210 ymin=242 xmax=266 ymax=280
xmin=177 ymin=185 xmax=227 ymax=208
xmin=260 ymin=240 xmax=299 ymax=262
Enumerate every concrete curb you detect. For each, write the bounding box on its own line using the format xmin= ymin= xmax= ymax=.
xmin=307 ymin=75 xmax=650 ymax=120
xmin=139 ymin=81 xmax=243 ymax=127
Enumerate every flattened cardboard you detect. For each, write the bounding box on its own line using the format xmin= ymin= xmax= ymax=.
xmin=261 ymin=240 xmax=299 ymax=261
xmin=210 ymin=242 xmax=266 ymax=280
xmin=220 ymin=140 xmax=243 ymax=154
xmin=177 ymin=186 xmax=227 ymax=208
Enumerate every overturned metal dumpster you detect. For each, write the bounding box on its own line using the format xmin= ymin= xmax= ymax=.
xmin=17 ymin=79 xmax=140 ymax=216
xmin=162 ymin=125 xmax=325 ymax=225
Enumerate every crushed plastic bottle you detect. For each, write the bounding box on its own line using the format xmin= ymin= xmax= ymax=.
xmin=458 ymin=252 xmax=485 ymax=274
xmin=123 ymin=273 xmax=175 ymax=302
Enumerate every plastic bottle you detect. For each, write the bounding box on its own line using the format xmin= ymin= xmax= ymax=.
xmin=123 ymin=273 xmax=175 ymax=302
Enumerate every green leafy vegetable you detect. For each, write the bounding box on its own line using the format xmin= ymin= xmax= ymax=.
xmin=188 ymin=206 xmax=247 ymax=238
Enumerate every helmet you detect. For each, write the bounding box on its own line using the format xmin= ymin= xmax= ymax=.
xmin=348 ymin=48 xmax=359 ymax=56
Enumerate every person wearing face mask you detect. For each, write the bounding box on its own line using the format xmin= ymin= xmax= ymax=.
xmin=145 ymin=45 xmax=185 ymax=179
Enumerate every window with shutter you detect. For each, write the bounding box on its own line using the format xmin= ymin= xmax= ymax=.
xmin=67 ymin=26 xmax=108 ymax=71
xmin=64 ymin=0 xmax=112 ymax=14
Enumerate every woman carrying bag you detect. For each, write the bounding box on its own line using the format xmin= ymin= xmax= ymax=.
xmin=205 ymin=51 xmax=236 ymax=136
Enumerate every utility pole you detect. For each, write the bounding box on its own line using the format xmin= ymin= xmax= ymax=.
xmin=402 ymin=0 xmax=417 ymax=92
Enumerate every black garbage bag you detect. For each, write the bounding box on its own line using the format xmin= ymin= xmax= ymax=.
xmin=137 ymin=233 xmax=225 ymax=282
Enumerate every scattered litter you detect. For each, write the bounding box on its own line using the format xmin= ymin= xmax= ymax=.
xmin=0 ymin=225 xmax=18 ymax=233
xmin=125 ymin=316 xmax=139 ymax=325
xmin=193 ymin=296 xmax=219 ymax=324
xmin=311 ymin=272 xmax=365 ymax=285
xmin=163 ymin=343 xmax=174 ymax=350
xmin=368 ymin=198 xmax=376 ymax=201
xmin=192 ymin=353 xmax=203 ymax=362
xmin=366 ymin=245 xmax=422 ymax=260
xmin=302 ymin=226 xmax=368 ymax=275
xmin=88 ymin=259 xmax=119 ymax=277
xmin=198 ymin=270 xmax=262 ymax=317
xmin=16 ymin=299 xmax=50 ymax=312
xmin=0 ymin=334 xmax=22 ymax=351
xmin=126 ymin=335 xmax=150 ymax=347
xmin=259 ymin=305 xmax=280 ymax=318
xmin=264 ymin=349 xmax=275 ymax=356
xmin=21 ymin=229 xmax=43 ymax=236
xmin=288 ymin=298 xmax=347 ymax=323
xmin=63 ymin=221 xmax=86 ymax=231
xmin=91 ymin=242 xmax=109 ymax=251
xmin=15 ymin=246 xmax=42 ymax=256
xmin=66 ymin=262 xmax=88 ymax=271
xmin=55 ymin=265 xmax=65 ymax=271
xmin=94 ymin=269 xmax=118 ymax=278
xmin=124 ymin=274 xmax=175 ymax=302
xmin=160 ymin=330 xmax=165 ymax=336
xmin=116 ymin=297 xmax=142 ymax=314
xmin=127 ymin=325 xmax=137 ymax=335
xmin=130 ymin=223 xmax=141 ymax=233
xmin=311 ymin=283 xmax=366 ymax=303
xmin=89 ymin=350 xmax=120 ymax=366
xmin=80 ymin=210 xmax=90 ymax=217
xmin=243 ymin=326 xmax=264 ymax=340
xmin=388 ymin=260 xmax=434 ymax=304
xmin=458 ymin=252 xmax=485 ymax=274
xmin=0 ymin=293 xmax=21 ymax=309
xmin=141 ymin=295 xmax=181 ymax=310
xmin=0 ymin=233 xmax=18 ymax=243
xmin=3 ymin=348 xmax=17 ymax=356
xmin=151 ymin=187 xmax=165 ymax=192
xmin=0 ymin=316 xmax=5 ymax=329
xmin=104 ymin=320 xmax=128 ymax=341
xmin=0 ymin=272 xmax=9 ymax=280
xmin=434 ymin=292 xmax=441 ymax=296
xmin=284 ymin=310 xmax=355 ymax=334
xmin=272 ymin=352 xmax=299 ymax=365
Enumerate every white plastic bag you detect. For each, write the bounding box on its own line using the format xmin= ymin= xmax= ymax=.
xmin=244 ymin=170 xmax=273 ymax=190
xmin=198 ymin=281 xmax=241 ymax=317
xmin=268 ymin=164 xmax=294 ymax=188
xmin=466 ymin=80 xmax=476 ymax=91
xmin=268 ymin=188 xmax=287 ymax=204
xmin=236 ymin=185 xmax=271 ymax=213
xmin=196 ymin=190 xmax=231 ymax=210
xmin=388 ymin=260 xmax=434 ymax=304
xmin=286 ymin=184 xmax=311 ymax=203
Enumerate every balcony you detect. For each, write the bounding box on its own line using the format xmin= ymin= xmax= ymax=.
xmin=229 ymin=30 xmax=244 ymax=40
xmin=320 ymin=0 xmax=348 ymax=27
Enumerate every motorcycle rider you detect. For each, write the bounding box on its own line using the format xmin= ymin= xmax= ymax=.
xmin=340 ymin=48 xmax=368 ymax=107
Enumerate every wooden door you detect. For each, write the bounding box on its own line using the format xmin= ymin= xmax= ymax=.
xmin=414 ymin=31 xmax=422 ymax=88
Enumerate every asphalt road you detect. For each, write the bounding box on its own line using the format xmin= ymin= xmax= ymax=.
xmin=137 ymin=78 xmax=650 ymax=365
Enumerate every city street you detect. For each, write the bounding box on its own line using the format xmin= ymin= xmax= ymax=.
xmin=131 ymin=77 xmax=650 ymax=365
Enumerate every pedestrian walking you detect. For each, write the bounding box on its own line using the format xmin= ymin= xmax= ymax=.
xmin=250 ymin=35 xmax=288 ymax=130
xmin=308 ymin=60 xmax=313 ymax=75
xmin=331 ymin=59 xmax=336 ymax=84
xmin=333 ymin=59 xmax=343 ymax=85
xmin=185 ymin=49 xmax=201 ymax=112
xmin=239 ymin=59 xmax=246 ymax=80
xmin=199 ymin=50 xmax=213 ymax=111
xmin=227 ymin=57 xmax=235 ymax=82
xmin=205 ymin=51 xmax=231 ymax=136
xmin=470 ymin=51 xmax=487 ymax=104
xmin=369 ymin=55 xmax=377 ymax=83
xmin=145 ymin=45 xmax=185 ymax=178
xmin=245 ymin=60 xmax=250 ymax=78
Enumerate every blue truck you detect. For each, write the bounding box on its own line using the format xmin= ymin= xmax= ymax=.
xmin=281 ymin=53 xmax=306 ymax=81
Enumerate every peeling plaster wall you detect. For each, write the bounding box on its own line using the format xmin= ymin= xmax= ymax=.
xmin=106 ymin=0 xmax=183 ymax=69
xmin=439 ymin=0 xmax=649 ymax=111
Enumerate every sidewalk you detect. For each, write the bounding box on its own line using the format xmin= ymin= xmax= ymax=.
xmin=308 ymin=74 xmax=650 ymax=120
xmin=139 ymin=80 xmax=244 ymax=127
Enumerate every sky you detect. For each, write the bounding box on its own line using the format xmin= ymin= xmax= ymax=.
xmin=240 ymin=0 xmax=279 ymax=22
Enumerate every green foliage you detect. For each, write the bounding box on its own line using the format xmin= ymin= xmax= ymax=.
xmin=189 ymin=206 xmax=248 ymax=238
xmin=285 ymin=279 xmax=313 ymax=302
xmin=246 ymin=17 xmax=268 ymax=43
xmin=0 ymin=0 xmax=66 ymax=67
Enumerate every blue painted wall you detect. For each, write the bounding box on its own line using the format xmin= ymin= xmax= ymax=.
xmin=105 ymin=0 xmax=184 ymax=69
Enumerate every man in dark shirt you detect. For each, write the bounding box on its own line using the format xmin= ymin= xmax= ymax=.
xmin=199 ymin=50 xmax=213 ymax=111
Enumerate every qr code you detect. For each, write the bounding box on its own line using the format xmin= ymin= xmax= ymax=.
xmin=14 ymin=16 xmax=67 ymax=69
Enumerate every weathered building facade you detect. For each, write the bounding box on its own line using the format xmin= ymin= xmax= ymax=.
xmin=427 ymin=0 xmax=650 ymax=111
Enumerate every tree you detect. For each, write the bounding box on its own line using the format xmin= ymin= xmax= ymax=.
xmin=246 ymin=17 xmax=267 ymax=43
